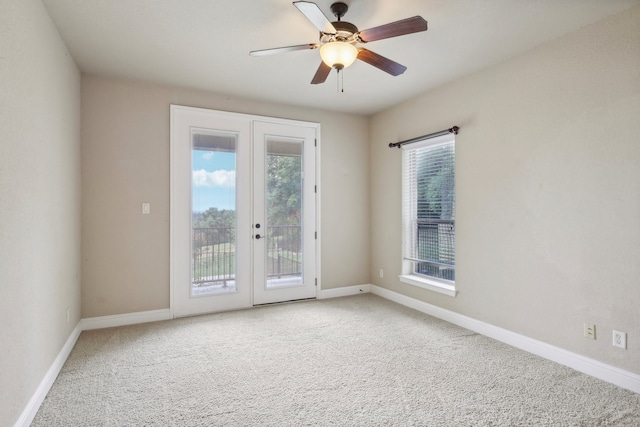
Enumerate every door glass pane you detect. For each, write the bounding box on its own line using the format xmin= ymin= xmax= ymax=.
xmin=191 ymin=130 xmax=237 ymax=296
xmin=266 ymin=138 xmax=303 ymax=288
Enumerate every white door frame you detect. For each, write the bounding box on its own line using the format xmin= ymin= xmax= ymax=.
xmin=169 ymin=105 xmax=320 ymax=317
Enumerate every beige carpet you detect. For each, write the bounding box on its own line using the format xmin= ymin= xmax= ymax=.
xmin=33 ymin=294 xmax=640 ymax=426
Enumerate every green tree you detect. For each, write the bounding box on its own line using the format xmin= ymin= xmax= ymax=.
xmin=417 ymin=145 xmax=454 ymax=220
xmin=193 ymin=207 xmax=235 ymax=229
xmin=267 ymin=154 xmax=302 ymax=226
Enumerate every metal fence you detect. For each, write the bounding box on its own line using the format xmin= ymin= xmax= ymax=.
xmin=266 ymin=225 xmax=302 ymax=279
xmin=192 ymin=225 xmax=302 ymax=286
xmin=192 ymin=226 xmax=236 ymax=286
xmin=415 ymin=219 xmax=455 ymax=281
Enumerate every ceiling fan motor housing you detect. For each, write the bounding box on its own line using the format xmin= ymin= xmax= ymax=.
xmin=334 ymin=21 xmax=358 ymax=37
xmin=320 ymin=21 xmax=359 ymax=44
xmin=325 ymin=2 xmax=358 ymax=42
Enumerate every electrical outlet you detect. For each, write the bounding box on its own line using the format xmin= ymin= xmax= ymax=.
xmin=613 ymin=330 xmax=627 ymax=349
xmin=584 ymin=323 xmax=596 ymax=340
xmin=379 ymin=269 xmax=384 ymax=278
xmin=142 ymin=202 xmax=151 ymax=214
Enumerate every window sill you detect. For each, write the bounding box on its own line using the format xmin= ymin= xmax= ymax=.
xmin=399 ymin=275 xmax=457 ymax=297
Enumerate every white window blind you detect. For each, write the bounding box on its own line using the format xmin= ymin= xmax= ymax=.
xmin=402 ymin=133 xmax=455 ymax=281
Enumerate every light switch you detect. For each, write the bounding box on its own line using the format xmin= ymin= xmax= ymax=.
xmin=142 ymin=203 xmax=151 ymax=214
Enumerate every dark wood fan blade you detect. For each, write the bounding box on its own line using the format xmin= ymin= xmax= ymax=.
xmin=357 ymin=48 xmax=407 ymax=76
xmin=311 ymin=62 xmax=332 ymax=84
xmin=293 ymin=1 xmax=337 ymax=34
xmin=249 ymin=43 xmax=319 ymax=56
xmin=358 ymin=16 xmax=427 ymax=42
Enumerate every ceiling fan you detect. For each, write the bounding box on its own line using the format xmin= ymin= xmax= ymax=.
xmin=249 ymin=1 xmax=428 ymax=85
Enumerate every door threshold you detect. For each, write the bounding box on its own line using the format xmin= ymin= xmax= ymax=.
xmin=253 ymin=297 xmax=316 ymax=307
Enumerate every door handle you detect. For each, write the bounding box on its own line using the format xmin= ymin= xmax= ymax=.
xmin=255 ymin=234 xmax=261 ymax=239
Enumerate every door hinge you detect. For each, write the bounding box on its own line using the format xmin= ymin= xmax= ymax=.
xmin=314 ymin=139 xmax=317 ymax=147
xmin=314 ymin=185 xmax=317 ymax=193
xmin=315 ymin=231 xmax=317 ymax=239
xmin=315 ymin=278 xmax=317 ymax=287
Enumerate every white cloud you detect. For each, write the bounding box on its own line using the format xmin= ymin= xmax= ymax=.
xmin=202 ymin=151 xmax=214 ymax=160
xmin=193 ymin=169 xmax=236 ymax=188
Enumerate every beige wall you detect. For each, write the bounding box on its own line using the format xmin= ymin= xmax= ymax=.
xmin=81 ymin=76 xmax=370 ymax=317
xmin=0 ymin=0 xmax=81 ymax=425
xmin=370 ymin=6 xmax=640 ymax=373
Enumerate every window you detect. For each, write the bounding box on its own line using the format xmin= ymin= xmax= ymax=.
xmin=401 ymin=133 xmax=456 ymax=296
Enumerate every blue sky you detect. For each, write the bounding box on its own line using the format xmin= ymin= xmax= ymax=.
xmin=192 ymin=150 xmax=236 ymax=212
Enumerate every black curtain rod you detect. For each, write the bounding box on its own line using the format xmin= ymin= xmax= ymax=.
xmin=389 ymin=126 xmax=459 ymax=148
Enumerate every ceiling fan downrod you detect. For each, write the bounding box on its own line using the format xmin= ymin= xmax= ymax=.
xmin=330 ymin=2 xmax=348 ymax=21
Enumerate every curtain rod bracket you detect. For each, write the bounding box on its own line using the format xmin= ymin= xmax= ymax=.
xmin=389 ymin=126 xmax=459 ymax=149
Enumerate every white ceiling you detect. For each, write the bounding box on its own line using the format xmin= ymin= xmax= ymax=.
xmin=42 ymin=0 xmax=639 ymax=115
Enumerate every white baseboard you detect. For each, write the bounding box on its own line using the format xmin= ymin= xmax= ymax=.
xmin=318 ymin=284 xmax=371 ymax=299
xmin=80 ymin=308 xmax=173 ymax=330
xmin=13 ymin=322 xmax=82 ymax=427
xmin=15 ymin=308 xmax=173 ymax=426
xmin=370 ymin=285 xmax=640 ymax=394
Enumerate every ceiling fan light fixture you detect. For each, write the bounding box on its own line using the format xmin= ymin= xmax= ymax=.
xmin=320 ymin=41 xmax=358 ymax=69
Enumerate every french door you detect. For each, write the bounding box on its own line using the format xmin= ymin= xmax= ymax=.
xmin=253 ymin=121 xmax=316 ymax=305
xmin=170 ymin=106 xmax=317 ymax=317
